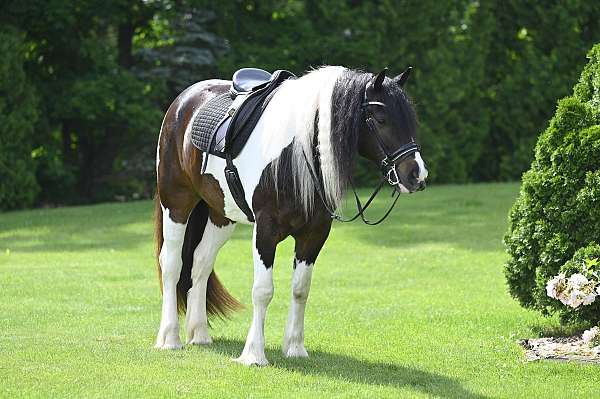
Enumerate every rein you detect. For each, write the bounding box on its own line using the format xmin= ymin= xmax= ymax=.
xmin=301 ymin=150 xmax=399 ymax=225
xmin=301 ymin=91 xmax=420 ymax=225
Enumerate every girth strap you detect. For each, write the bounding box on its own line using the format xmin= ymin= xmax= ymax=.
xmin=224 ymin=155 xmax=255 ymax=222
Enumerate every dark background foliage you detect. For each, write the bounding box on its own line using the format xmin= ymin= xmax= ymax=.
xmin=1 ymin=0 xmax=599 ymax=209
xmin=0 ymin=28 xmax=39 ymax=209
xmin=504 ymin=44 xmax=600 ymax=324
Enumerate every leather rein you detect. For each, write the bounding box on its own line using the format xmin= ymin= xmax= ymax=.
xmin=303 ymin=91 xmax=420 ymax=225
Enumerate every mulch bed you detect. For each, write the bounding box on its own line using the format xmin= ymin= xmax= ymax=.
xmin=519 ymin=336 xmax=600 ymax=364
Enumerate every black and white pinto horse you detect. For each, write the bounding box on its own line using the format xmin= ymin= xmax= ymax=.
xmin=154 ymin=66 xmax=428 ymax=366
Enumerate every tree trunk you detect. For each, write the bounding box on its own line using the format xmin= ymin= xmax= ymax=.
xmin=61 ymin=119 xmax=77 ymax=168
xmin=118 ymin=20 xmax=134 ymax=68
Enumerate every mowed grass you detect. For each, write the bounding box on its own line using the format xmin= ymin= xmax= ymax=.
xmin=1 ymin=182 xmax=598 ymax=398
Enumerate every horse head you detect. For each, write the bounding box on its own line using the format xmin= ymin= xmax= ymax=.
xmin=359 ymin=67 xmax=428 ymax=193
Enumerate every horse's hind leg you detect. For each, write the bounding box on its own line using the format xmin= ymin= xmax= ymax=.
xmin=283 ymin=221 xmax=331 ymax=357
xmin=186 ymin=214 xmax=236 ymax=345
xmin=155 ymin=199 xmax=196 ymax=349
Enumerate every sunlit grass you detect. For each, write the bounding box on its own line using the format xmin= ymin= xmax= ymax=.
xmin=1 ymin=183 xmax=598 ymax=398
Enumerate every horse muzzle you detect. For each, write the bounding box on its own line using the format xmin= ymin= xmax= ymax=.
xmin=395 ymin=180 xmax=425 ymax=194
xmin=392 ymin=156 xmax=428 ymax=194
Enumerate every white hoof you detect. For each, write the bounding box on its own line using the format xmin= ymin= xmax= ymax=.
xmin=155 ymin=324 xmax=182 ymax=350
xmin=186 ymin=319 xmax=212 ymax=345
xmin=187 ymin=328 xmax=213 ymax=345
xmin=283 ymin=343 xmax=308 ymax=358
xmin=155 ymin=341 xmax=183 ymax=350
xmin=233 ymin=352 xmax=269 ymax=366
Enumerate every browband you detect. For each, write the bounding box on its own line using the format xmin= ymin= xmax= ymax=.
xmin=362 ymin=101 xmax=387 ymax=108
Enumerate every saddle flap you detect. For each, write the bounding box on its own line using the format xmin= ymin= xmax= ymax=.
xmin=226 ymin=69 xmax=296 ymax=156
xmin=190 ymin=69 xmax=297 ymax=161
xmin=231 ymin=68 xmax=272 ymax=95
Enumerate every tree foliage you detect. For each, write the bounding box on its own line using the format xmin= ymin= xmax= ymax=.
xmin=203 ymin=0 xmax=600 ymax=185
xmin=478 ymin=0 xmax=600 ymax=182
xmin=1 ymin=0 xmax=599 ymax=208
xmin=1 ymin=0 xmax=195 ymax=205
xmin=136 ymin=8 xmax=226 ymax=98
xmin=0 ymin=28 xmax=39 ymax=210
xmin=504 ymin=44 xmax=600 ymax=323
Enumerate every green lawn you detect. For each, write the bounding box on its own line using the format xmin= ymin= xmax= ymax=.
xmin=1 ymin=183 xmax=598 ymax=398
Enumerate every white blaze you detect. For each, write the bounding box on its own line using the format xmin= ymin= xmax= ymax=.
xmin=414 ymin=152 xmax=428 ymax=182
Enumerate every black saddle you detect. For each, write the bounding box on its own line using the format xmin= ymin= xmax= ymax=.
xmin=231 ymin=68 xmax=272 ymax=95
xmin=191 ymin=68 xmax=295 ymax=159
xmin=190 ymin=68 xmax=297 ymax=222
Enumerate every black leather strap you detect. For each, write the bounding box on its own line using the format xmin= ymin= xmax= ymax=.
xmin=301 ymin=149 xmax=398 ymax=224
xmin=224 ymin=155 xmax=255 ymax=222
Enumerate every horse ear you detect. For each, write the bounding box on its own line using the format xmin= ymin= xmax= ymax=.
xmin=394 ymin=66 xmax=412 ymax=87
xmin=371 ymin=68 xmax=387 ymax=91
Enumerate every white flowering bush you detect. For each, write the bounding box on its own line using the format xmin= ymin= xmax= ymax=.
xmin=582 ymin=326 xmax=600 ymax=348
xmin=543 ymin=245 xmax=600 ymax=324
xmin=546 ymin=265 xmax=599 ymax=309
xmin=547 ymin=257 xmax=600 ymax=354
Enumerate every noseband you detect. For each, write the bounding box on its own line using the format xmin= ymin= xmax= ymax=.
xmin=302 ymin=86 xmax=422 ymax=225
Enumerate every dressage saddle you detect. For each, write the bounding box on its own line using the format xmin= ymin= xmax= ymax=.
xmin=190 ymin=67 xmax=297 ymax=222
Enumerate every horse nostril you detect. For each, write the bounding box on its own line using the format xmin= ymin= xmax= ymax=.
xmin=411 ymin=168 xmax=419 ymax=182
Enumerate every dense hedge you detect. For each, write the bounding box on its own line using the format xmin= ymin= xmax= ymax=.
xmin=0 ymin=29 xmax=39 ymax=210
xmin=504 ymin=44 xmax=600 ymax=323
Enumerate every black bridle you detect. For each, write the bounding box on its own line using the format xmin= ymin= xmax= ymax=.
xmin=302 ymin=89 xmax=421 ymax=225
xmin=362 ymin=91 xmax=420 ymax=187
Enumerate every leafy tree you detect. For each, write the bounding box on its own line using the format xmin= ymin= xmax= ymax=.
xmin=2 ymin=0 xmax=167 ymax=203
xmin=203 ymin=0 xmax=494 ymax=183
xmin=136 ymin=7 xmax=227 ymax=100
xmin=2 ymin=0 xmax=600 ymax=207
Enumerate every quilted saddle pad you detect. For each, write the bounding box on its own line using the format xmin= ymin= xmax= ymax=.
xmin=190 ymin=93 xmax=232 ymax=155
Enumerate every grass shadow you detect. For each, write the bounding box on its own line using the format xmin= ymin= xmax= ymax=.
xmin=208 ymin=338 xmax=489 ymax=399
xmin=0 ymin=201 xmax=152 ymax=253
xmin=529 ymin=321 xmax=592 ymax=338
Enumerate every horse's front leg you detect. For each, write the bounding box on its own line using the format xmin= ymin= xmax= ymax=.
xmin=234 ymin=221 xmax=279 ymax=366
xmin=283 ymin=221 xmax=331 ymax=358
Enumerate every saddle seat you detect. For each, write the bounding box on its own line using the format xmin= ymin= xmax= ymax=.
xmin=231 ymin=68 xmax=272 ymax=95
